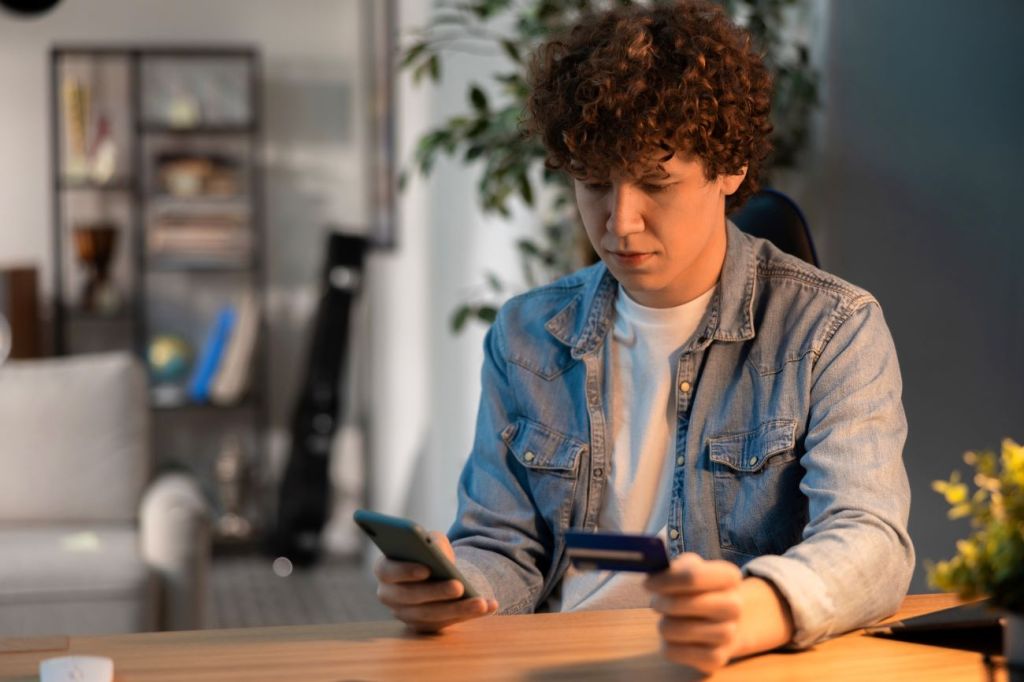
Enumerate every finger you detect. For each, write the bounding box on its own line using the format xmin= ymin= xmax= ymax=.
xmin=659 ymin=616 xmax=738 ymax=646
xmin=662 ymin=642 xmax=732 ymax=674
xmin=393 ymin=596 xmax=492 ymax=626
xmin=645 ymin=555 xmax=741 ymax=594
xmin=374 ymin=558 xmax=431 ymax=584
xmin=649 ymin=591 xmax=742 ymax=621
xmin=427 ymin=530 xmax=456 ymax=562
xmin=378 ymin=579 xmax=464 ymax=608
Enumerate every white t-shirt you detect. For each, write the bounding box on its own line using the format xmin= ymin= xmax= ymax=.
xmin=555 ymin=283 xmax=714 ymax=612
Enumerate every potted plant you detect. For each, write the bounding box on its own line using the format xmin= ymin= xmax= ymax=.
xmin=930 ymin=438 xmax=1024 ymax=665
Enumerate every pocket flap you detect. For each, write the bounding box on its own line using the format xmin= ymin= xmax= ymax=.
xmin=501 ymin=418 xmax=586 ymax=472
xmin=708 ymin=419 xmax=796 ymax=472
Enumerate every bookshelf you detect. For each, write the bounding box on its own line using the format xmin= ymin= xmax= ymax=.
xmin=50 ymin=46 xmax=266 ymax=544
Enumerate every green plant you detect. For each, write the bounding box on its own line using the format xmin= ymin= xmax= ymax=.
xmin=400 ymin=0 xmax=819 ymax=332
xmin=929 ymin=438 xmax=1024 ymax=612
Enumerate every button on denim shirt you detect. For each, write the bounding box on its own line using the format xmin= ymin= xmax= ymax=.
xmin=449 ymin=222 xmax=914 ymax=648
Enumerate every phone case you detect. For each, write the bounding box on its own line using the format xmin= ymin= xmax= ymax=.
xmin=353 ymin=509 xmax=481 ymax=600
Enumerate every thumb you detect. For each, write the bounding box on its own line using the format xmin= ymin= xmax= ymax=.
xmin=428 ymin=530 xmax=455 ymax=562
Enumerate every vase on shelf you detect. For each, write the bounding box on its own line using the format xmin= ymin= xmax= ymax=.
xmin=215 ymin=433 xmax=253 ymax=542
xmin=72 ymin=223 xmax=121 ymax=314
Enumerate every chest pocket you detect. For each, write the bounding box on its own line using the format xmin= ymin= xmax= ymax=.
xmin=502 ymin=418 xmax=586 ymax=532
xmin=708 ymin=419 xmax=807 ymax=558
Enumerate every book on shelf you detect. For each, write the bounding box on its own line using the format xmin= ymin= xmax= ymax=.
xmin=210 ymin=290 xmax=259 ymax=405
xmin=187 ymin=306 xmax=236 ymax=403
xmin=147 ymin=212 xmax=251 ymax=267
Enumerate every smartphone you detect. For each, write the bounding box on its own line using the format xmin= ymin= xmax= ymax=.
xmin=353 ymin=509 xmax=481 ymax=600
xmin=564 ymin=531 xmax=670 ymax=573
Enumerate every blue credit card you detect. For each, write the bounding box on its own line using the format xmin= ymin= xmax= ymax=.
xmin=564 ymin=531 xmax=670 ymax=573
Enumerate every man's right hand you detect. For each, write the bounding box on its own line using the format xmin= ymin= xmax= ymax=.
xmin=372 ymin=530 xmax=500 ymax=633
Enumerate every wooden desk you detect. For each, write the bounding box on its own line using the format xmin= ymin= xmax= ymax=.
xmin=0 ymin=594 xmax=1002 ymax=681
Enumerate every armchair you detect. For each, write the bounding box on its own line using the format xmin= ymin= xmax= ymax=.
xmin=0 ymin=352 xmax=211 ymax=636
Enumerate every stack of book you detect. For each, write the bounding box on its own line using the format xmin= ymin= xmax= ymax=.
xmin=148 ymin=212 xmax=251 ymax=268
xmin=186 ymin=291 xmax=260 ymax=406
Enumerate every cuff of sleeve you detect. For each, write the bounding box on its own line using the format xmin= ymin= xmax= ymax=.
xmin=742 ymin=554 xmax=836 ymax=649
xmin=453 ymin=546 xmax=496 ymax=602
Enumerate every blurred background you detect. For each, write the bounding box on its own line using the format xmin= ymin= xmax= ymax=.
xmin=0 ymin=0 xmax=1020 ymax=637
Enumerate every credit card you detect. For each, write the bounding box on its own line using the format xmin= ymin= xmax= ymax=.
xmin=564 ymin=531 xmax=670 ymax=572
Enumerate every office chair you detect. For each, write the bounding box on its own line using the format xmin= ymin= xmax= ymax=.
xmin=731 ymin=188 xmax=819 ymax=267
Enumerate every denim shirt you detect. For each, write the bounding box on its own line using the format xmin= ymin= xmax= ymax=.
xmin=449 ymin=222 xmax=914 ymax=648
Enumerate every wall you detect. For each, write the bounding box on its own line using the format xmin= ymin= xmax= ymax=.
xmin=804 ymin=0 xmax=1024 ymax=591
xmin=371 ymin=0 xmax=531 ymax=533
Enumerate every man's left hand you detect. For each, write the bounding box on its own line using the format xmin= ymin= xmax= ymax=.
xmin=645 ymin=552 xmax=796 ymax=672
xmin=644 ymin=552 xmax=745 ymax=673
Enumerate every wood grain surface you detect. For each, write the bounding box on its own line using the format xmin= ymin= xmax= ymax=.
xmin=0 ymin=594 xmax=1004 ymax=681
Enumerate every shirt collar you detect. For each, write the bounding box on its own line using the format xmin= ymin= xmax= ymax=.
xmin=545 ymin=221 xmax=757 ymax=355
xmin=712 ymin=220 xmax=757 ymax=342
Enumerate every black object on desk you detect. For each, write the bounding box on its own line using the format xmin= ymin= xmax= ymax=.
xmin=864 ymin=599 xmax=1004 ymax=655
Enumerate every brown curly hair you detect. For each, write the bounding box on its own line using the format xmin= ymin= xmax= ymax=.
xmin=525 ymin=0 xmax=773 ymax=212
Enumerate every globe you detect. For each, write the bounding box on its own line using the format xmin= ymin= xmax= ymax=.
xmin=148 ymin=334 xmax=192 ymax=384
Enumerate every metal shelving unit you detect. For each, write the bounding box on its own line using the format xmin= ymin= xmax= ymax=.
xmin=50 ymin=45 xmax=268 ymax=542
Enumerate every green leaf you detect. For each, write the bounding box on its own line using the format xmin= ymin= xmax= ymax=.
xmin=441 ymin=130 xmax=458 ymax=154
xmin=485 ymin=271 xmax=503 ymax=292
xmin=497 ymin=72 xmax=529 ymax=98
xmin=517 ymin=239 xmax=541 ymax=257
xmin=467 ymin=118 xmax=489 ymax=137
xmin=451 ymin=305 xmax=472 ymax=333
xmin=400 ymin=42 xmax=428 ymax=69
xmin=476 ymin=305 xmax=498 ymax=324
xmin=470 ymin=85 xmax=489 ymax=113
xmin=464 ymin=144 xmax=486 ymax=162
xmin=412 ymin=58 xmax=432 ymax=84
xmin=466 ymin=0 xmax=511 ymax=19
xmin=415 ymin=130 xmax=442 ymax=160
xmin=500 ymin=39 xmax=522 ymax=63
xmin=536 ymin=0 xmax=561 ymax=21
xmin=517 ymin=170 xmax=534 ymax=206
xmin=411 ymin=53 xmax=442 ymax=85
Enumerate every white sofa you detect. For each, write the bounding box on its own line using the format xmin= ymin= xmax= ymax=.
xmin=0 ymin=352 xmax=211 ymax=636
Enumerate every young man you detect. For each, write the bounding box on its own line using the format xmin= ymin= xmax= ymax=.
xmin=374 ymin=1 xmax=912 ymax=672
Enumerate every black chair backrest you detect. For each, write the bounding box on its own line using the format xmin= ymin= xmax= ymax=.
xmin=731 ymin=189 xmax=819 ymax=267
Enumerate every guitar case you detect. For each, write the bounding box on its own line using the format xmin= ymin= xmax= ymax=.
xmin=267 ymin=232 xmax=368 ymax=565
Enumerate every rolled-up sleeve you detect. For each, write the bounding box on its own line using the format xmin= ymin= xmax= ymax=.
xmin=742 ymin=299 xmax=914 ymax=648
xmin=448 ymin=312 xmax=550 ymax=615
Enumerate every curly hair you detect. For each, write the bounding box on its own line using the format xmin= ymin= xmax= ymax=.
xmin=525 ymin=0 xmax=774 ymax=212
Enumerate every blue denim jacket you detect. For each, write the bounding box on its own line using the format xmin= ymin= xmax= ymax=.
xmin=449 ymin=222 xmax=914 ymax=648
